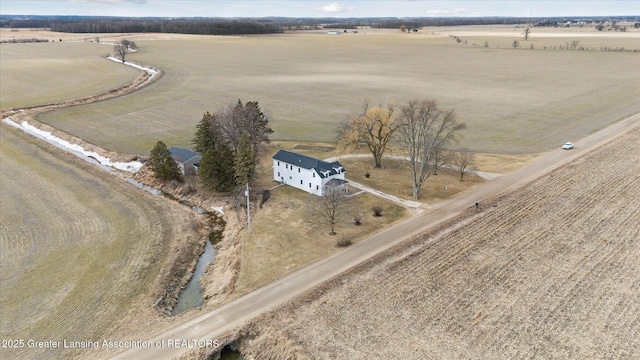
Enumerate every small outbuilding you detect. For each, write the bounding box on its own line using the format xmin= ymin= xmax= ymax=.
xmin=272 ymin=150 xmax=348 ymax=196
xmin=169 ymin=147 xmax=201 ymax=175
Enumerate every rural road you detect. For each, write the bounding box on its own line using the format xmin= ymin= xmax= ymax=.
xmin=112 ymin=113 xmax=640 ymax=360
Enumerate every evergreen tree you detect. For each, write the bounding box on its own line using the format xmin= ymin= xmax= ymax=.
xmin=233 ymin=133 xmax=257 ymax=186
xmin=238 ymin=100 xmax=272 ymax=153
xmin=192 ymin=112 xmax=216 ymax=154
xmin=198 ymin=147 xmax=217 ymax=190
xmin=149 ymin=141 xmax=181 ymax=181
xmin=193 ymin=100 xmax=271 ymax=191
xmin=213 ymin=140 xmax=236 ymax=191
xmin=199 ymin=140 xmax=235 ymax=192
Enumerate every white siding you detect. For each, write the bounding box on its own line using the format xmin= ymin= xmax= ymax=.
xmin=273 ymin=159 xmax=342 ymax=196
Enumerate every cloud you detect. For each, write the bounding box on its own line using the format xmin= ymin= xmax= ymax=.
xmin=427 ymin=7 xmax=467 ymax=15
xmin=316 ymin=3 xmax=353 ymax=13
xmin=70 ymin=0 xmax=147 ymax=4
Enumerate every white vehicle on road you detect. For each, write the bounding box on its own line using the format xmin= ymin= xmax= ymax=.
xmin=562 ymin=142 xmax=574 ymax=150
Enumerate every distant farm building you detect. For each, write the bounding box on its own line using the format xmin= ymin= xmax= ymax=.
xmin=272 ymin=150 xmax=348 ymax=196
xmin=169 ymin=147 xmax=201 ymax=175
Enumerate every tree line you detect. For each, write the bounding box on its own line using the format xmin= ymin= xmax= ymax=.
xmin=3 ymin=15 xmax=637 ymax=35
xmin=51 ymin=19 xmax=282 ymax=35
xmin=0 ymin=17 xmax=282 ymax=35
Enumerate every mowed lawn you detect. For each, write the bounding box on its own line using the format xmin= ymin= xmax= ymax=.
xmin=0 ymin=126 xmax=197 ymax=359
xmin=234 ymin=184 xmax=408 ymax=297
xmin=25 ymin=28 xmax=639 ymax=155
xmin=0 ymin=42 xmax=140 ymax=109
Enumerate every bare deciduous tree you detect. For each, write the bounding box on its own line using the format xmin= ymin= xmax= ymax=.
xmin=113 ymin=39 xmax=136 ymax=63
xmin=454 ymin=147 xmax=475 ymax=181
xmin=432 ymin=148 xmax=452 ymax=175
xmin=218 ymin=100 xmax=272 ymax=153
xmin=397 ymin=99 xmax=466 ymax=199
xmin=307 ymin=185 xmax=349 ymax=235
xmin=524 ymin=27 xmax=531 ymax=41
xmin=570 ymin=40 xmax=580 ymax=50
xmin=338 ymin=101 xmax=400 ymax=168
xmin=114 ymin=43 xmax=127 ymax=63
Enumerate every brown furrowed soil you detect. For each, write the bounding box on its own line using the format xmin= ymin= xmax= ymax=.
xmin=0 ymin=125 xmax=202 ymax=359
xmin=238 ymin=127 xmax=640 ymax=359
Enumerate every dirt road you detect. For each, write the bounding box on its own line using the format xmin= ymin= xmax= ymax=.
xmin=112 ymin=113 xmax=640 ymax=360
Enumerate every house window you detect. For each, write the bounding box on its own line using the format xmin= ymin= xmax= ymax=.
xmin=278 ymin=172 xmax=280 ymax=177
xmin=277 ymin=161 xmax=280 ymax=166
xmin=300 ymin=180 xmax=303 ymax=185
xmin=298 ymin=168 xmax=300 ymax=173
xmin=316 ymin=185 xmax=319 ymax=190
xmin=313 ymin=173 xmax=315 ymax=178
xmin=289 ymin=176 xmax=292 ymax=180
xmin=285 ymin=164 xmax=288 ymax=169
xmin=309 ymin=183 xmax=312 ymax=188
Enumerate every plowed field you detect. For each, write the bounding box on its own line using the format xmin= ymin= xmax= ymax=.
xmin=244 ymin=127 xmax=640 ymax=359
xmin=0 ymin=125 xmax=198 ymax=359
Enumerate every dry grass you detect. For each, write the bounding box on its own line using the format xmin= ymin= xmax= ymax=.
xmin=474 ymin=152 xmax=546 ymax=174
xmin=241 ymin=126 xmax=640 ymax=359
xmin=233 ymin=140 xmax=484 ymax=296
xmin=233 ymin=185 xmax=407 ymax=296
xmin=339 ymin=156 xmax=485 ymax=203
xmin=4 ymin=29 xmax=633 ymax=154
xmin=0 ymin=125 xmax=199 ymax=359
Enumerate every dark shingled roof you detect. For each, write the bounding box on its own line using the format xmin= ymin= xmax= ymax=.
xmin=273 ymin=150 xmax=345 ymax=178
xmin=169 ymin=147 xmax=200 ymax=164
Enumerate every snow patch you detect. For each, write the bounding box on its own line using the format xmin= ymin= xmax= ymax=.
xmin=2 ymin=117 xmax=143 ymax=173
xmin=211 ymin=206 xmax=225 ymax=215
xmin=107 ymin=56 xmax=157 ymax=77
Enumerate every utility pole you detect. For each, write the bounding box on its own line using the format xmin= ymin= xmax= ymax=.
xmin=245 ymin=183 xmax=251 ymax=233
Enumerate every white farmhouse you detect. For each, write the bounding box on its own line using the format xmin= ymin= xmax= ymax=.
xmin=272 ymin=150 xmax=348 ymax=196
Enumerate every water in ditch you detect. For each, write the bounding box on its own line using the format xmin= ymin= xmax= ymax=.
xmin=219 ymin=345 xmax=244 ymax=359
xmin=172 ymin=239 xmax=216 ymax=315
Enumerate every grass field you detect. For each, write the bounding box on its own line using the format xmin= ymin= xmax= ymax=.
xmin=11 ymin=27 xmax=635 ymax=155
xmin=0 ymin=42 xmax=140 ymax=109
xmin=0 ymin=125 xmax=198 ymax=359
xmin=234 ymin=185 xmax=408 ymax=297
xmin=241 ymin=125 xmax=640 ymax=359
xmin=339 ymin=156 xmax=485 ymax=203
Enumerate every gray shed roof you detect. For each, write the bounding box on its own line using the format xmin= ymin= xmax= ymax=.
xmin=169 ymin=147 xmax=200 ymax=164
xmin=273 ymin=150 xmax=345 ymax=178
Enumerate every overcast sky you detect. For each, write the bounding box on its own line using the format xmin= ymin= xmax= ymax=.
xmin=1 ymin=1 xmax=638 ymax=18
